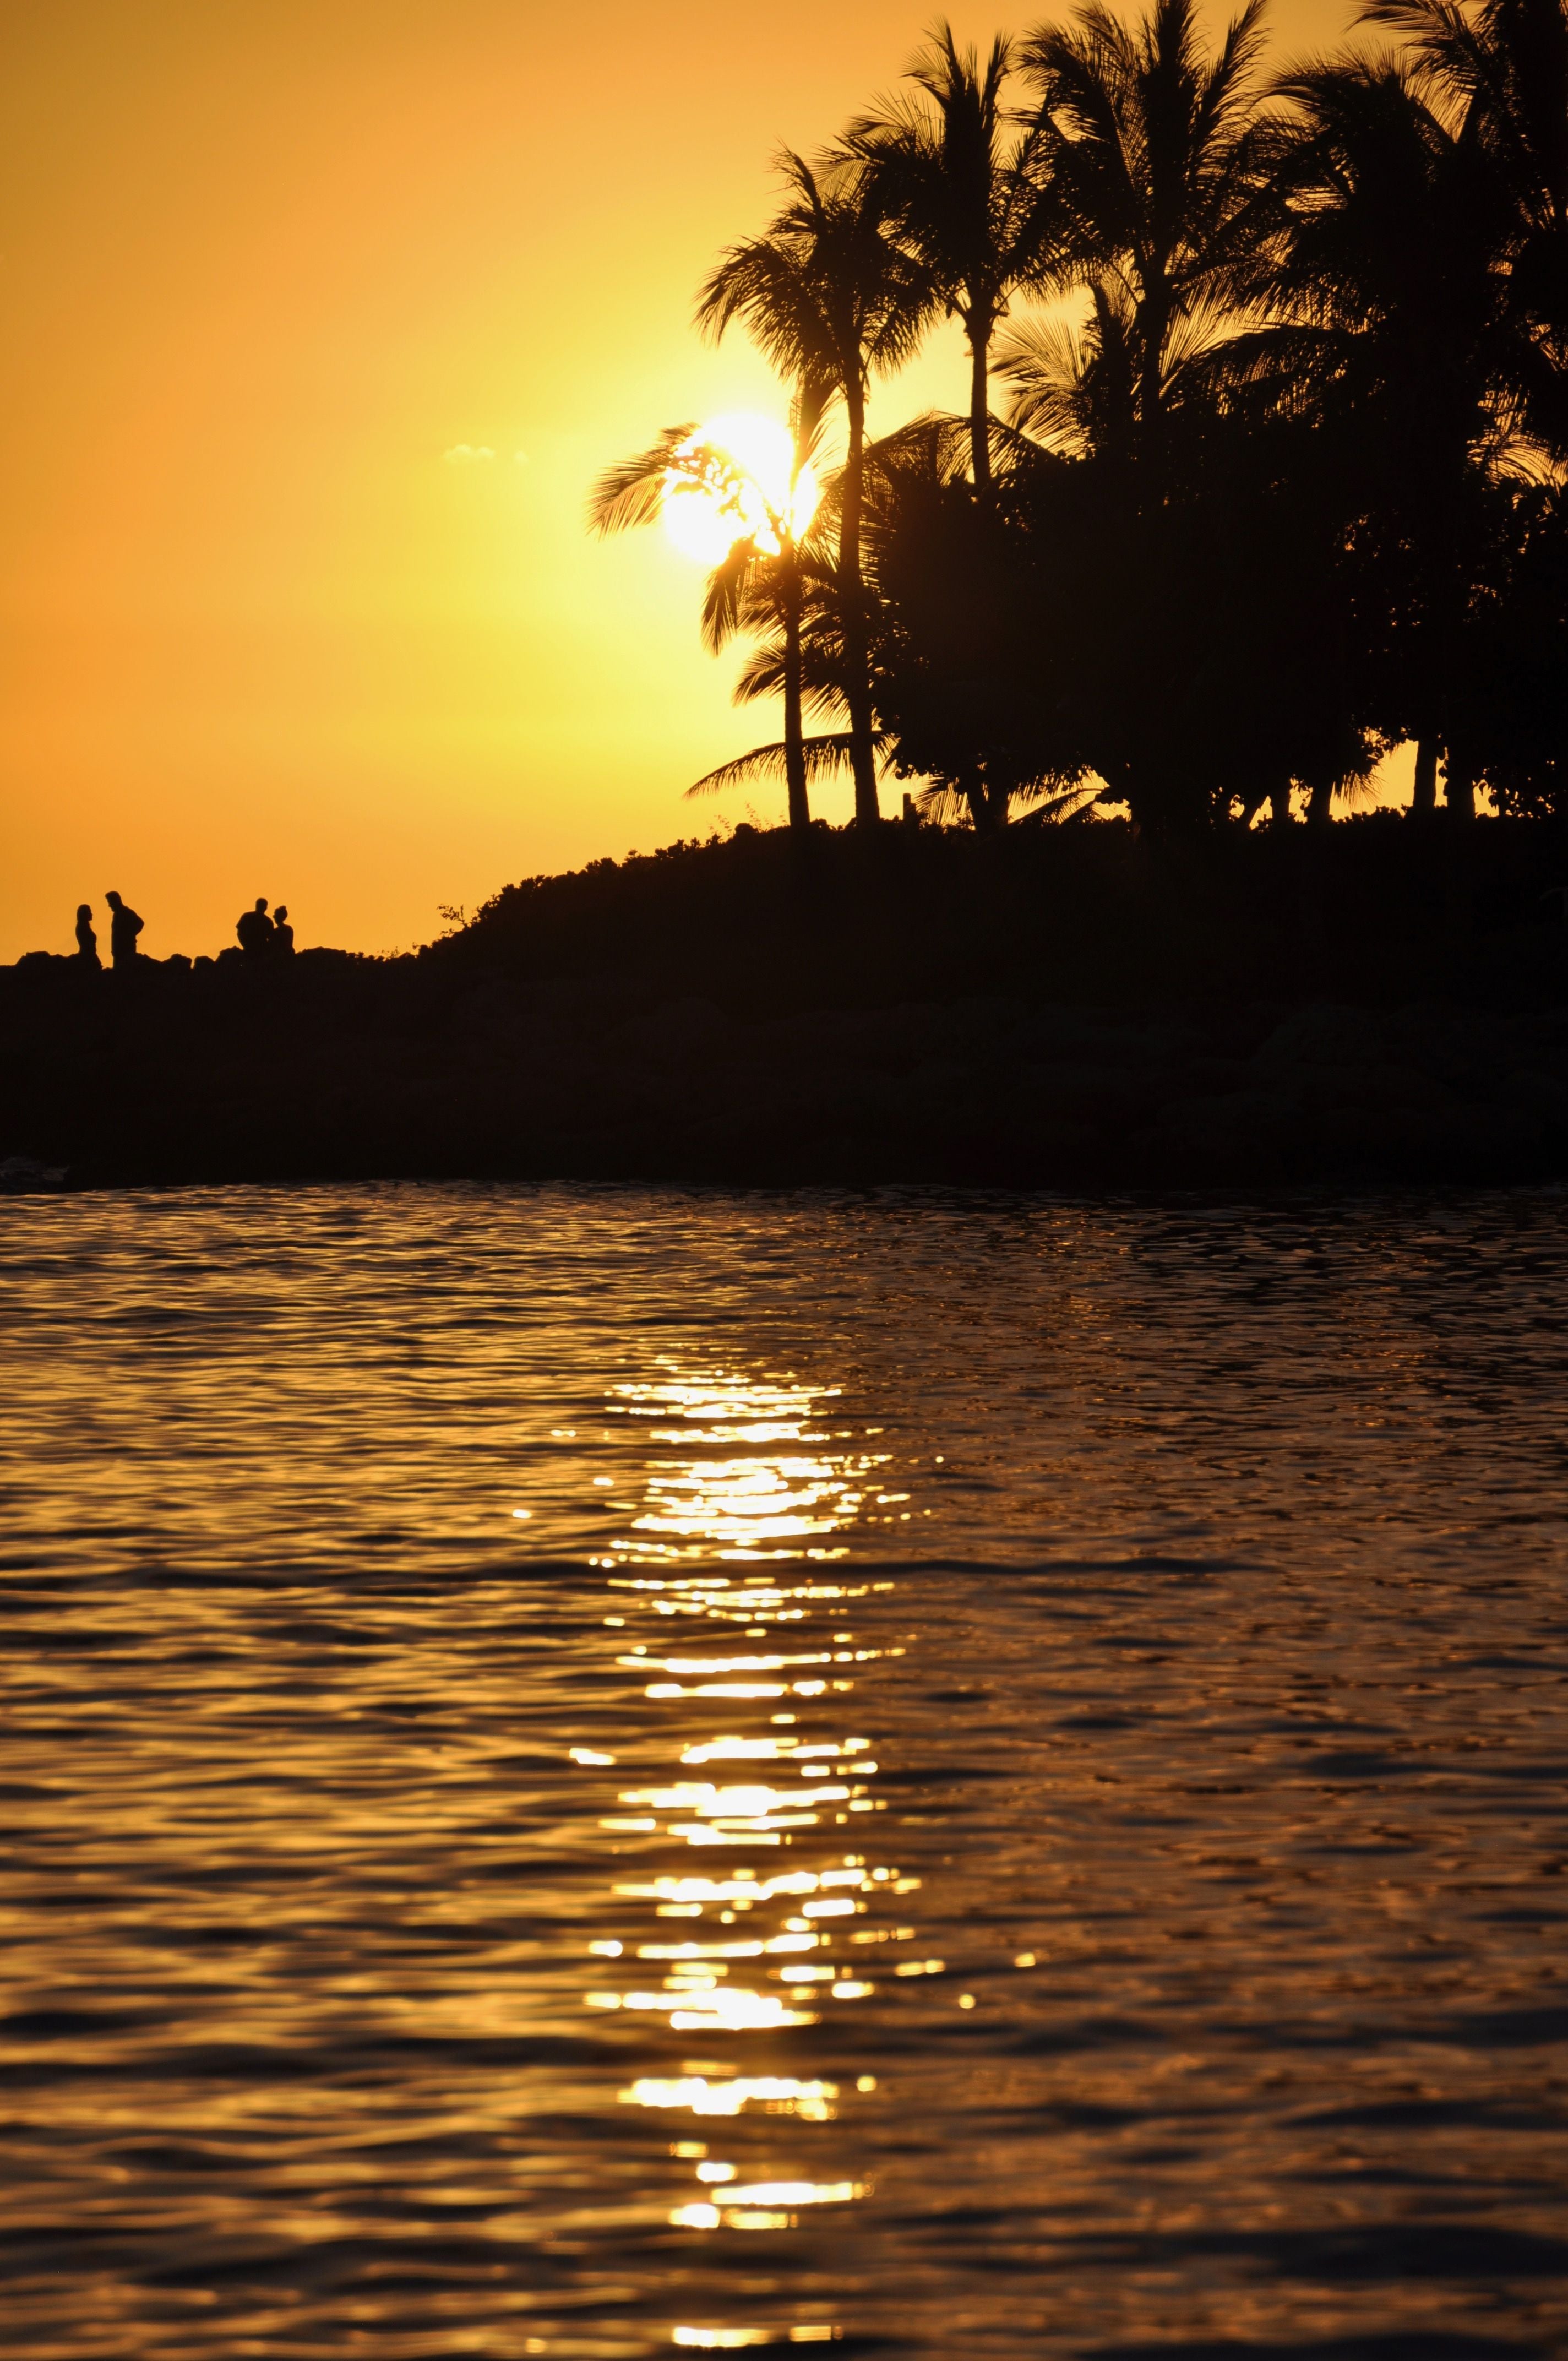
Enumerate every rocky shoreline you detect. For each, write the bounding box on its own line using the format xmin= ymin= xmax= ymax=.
xmin=5 ymin=951 xmax=1568 ymax=1191
xmin=9 ymin=822 xmax=1568 ymax=1192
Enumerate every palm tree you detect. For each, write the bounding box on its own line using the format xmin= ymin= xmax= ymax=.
xmin=685 ymin=454 xmax=888 ymax=818
xmin=940 ymin=0 xmax=1281 ymax=830
xmin=1262 ymin=55 xmax=1527 ymax=813
xmin=1363 ymin=0 xmax=1568 ymax=809
xmin=1363 ymin=0 xmax=1568 ymax=454
xmin=995 ymin=278 xmax=1141 ymax=460
xmin=587 ymin=402 xmax=826 ymax=839
xmin=696 ymin=151 xmax=933 ymax=825
xmin=846 ymin=23 xmax=1056 ymax=492
xmin=685 ymin=589 xmax=887 ymax=811
xmin=1017 ymin=0 xmax=1276 ymax=470
xmin=855 ymin=415 xmax=1101 ymax=829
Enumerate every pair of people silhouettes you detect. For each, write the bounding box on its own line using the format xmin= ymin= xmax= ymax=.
xmin=236 ymin=897 xmax=295 ymax=957
xmin=73 ymin=894 xmax=143 ymax=969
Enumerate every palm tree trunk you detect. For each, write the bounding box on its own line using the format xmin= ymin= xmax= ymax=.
xmin=1445 ymin=744 xmax=1477 ymax=820
xmin=1412 ymin=736 xmax=1438 ymax=816
xmin=968 ymin=318 xmax=992 ymax=495
xmin=1270 ymin=780 xmax=1292 ymax=826
xmin=781 ymin=556 xmax=809 ymax=839
xmin=1135 ymin=282 xmax=1172 ymax=477
xmin=838 ymin=384 xmax=880 ymax=828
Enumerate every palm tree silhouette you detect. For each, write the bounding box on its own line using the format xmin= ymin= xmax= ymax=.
xmin=581 ymin=0 xmax=1568 ymax=845
xmin=846 ymin=23 xmax=1056 ymax=493
xmin=586 ymin=410 xmax=826 ymax=839
xmin=1264 ymin=53 xmax=1529 ymax=814
xmin=996 ymin=280 xmax=1140 ymax=460
xmin=1016 ymin=0 xmax=1275 ymax=472
xmin=696 ymin=151 xmax=933 ymax=825
xmin=687 ymin=530 xmax=906 ymax=807
xmin=1364 ymin=0 xmax=1568 ymax=453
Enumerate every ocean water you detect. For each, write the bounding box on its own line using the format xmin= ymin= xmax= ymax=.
xmin=2 ymin=1183 xmax=1566 ymax=2360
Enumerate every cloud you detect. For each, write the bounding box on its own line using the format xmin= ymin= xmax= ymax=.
xmin=513 ymin=449 xmax=530 ymax=465
xmin=443 ymin=443 xmax=494 ymax=464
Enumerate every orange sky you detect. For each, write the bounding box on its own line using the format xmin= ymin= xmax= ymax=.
xmin=2 ymin=0 xmax=1358 ymax=962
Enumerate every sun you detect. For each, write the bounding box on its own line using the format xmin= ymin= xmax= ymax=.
xmin=662 ymin=412 xmax=820 ymax=567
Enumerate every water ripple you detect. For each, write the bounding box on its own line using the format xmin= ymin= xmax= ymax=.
xmin=0 ymin=1182 xmax=1564 ymax=2356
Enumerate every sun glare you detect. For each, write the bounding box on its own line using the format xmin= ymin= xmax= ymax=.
xmin=662 ymin=413 xmax=820 ymax=567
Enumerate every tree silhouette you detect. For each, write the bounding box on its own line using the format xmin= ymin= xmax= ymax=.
xmin=1017 ymin=0 xmax=1276 ymax=472
xmin=586 ymin=411 xmax=829 ymax=839
xmin=685 ymin=472 xmax=885 ymax=818
xmin=1365 ymin=0 xmax=1568 ymax=456
xmin=585 ymin=0 xmax=1568 ymax=843
xmin=696 ymin=151 xmax=933 ymax=824
xmin=1264 ymin=53 xmax=1533 ymax=814
xmin=847 ymin=23 xmax=1056 ymax=492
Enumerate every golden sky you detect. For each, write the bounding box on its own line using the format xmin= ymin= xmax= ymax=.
xmin=2 ymin=0 xmax=1355 ymax=962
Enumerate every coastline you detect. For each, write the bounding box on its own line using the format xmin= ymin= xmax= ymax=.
xmin=8 ymin=820 xmax=1568 ymax=1192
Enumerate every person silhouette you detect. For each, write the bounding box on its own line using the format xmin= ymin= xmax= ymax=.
xmin=104 ymin=891 xmax=143 ymax=967
xmin=74 ymin=904 xmax=101 ymax=969
xmin=271 ymin=905 xmax=295 ymax=955
xmin=236 ymin=897 xmax=274 ymax=957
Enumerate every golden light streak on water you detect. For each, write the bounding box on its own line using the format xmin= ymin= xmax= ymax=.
xmin=580 ymin=1360 xmax=917 ymax=2326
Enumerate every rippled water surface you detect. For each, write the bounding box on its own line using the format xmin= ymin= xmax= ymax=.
xmin=3 ymin=1183 xmax=1567 ymax=2359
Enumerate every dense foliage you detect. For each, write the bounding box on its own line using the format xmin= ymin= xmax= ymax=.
xmin=592 ymin=0 xmax=1568 ymax=835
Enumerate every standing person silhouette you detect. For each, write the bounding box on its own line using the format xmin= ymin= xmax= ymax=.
xmin=74 ymin=904 xmax=101 ymax=969
xmin=271 ymin=905 xmax=295 ymax=955
xmin=104 ymin=892 xmax=143 ymax=967
xmin=236 ymin=897 xmax=274 ymax=957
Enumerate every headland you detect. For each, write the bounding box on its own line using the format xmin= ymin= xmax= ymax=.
xmin=7 ymin=816 xmax=1568 ymax=1192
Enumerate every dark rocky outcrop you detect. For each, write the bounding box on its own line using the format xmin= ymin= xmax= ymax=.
xmin=7 ymin=819 xmax=1568 ymax=1189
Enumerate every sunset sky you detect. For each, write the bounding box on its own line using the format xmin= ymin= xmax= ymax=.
xmin=2 ymin=0 xmax=1358 ymax=963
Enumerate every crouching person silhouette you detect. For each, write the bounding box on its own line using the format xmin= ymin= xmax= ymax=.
xmin=104 ymin=891 xmax=143 ymax=967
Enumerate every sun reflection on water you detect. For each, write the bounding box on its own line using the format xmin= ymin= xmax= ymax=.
xmin=600 ymin=1366 xmax=891 ymax=1565
xmin=568 ymin=1363 xmax=918 ymax=2344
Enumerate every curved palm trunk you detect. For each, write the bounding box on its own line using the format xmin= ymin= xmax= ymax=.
xmin=838 ymin=385 xmax=881 ymax=828
xmin=1134 ymin=280 xmax=1173 ymax=487
xmin=781 ymin=556 xmax=809 ymax=839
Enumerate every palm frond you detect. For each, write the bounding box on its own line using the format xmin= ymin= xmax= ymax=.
xmin=1010 ymin=776 xmax=1109 ymax=821
xmin=685 ymin=732 xmax=892 ymax=797
xmin=586 ymin=426 xmax=698 ymax=535
xmin=699 ymin=545 xmax=760 ymax=657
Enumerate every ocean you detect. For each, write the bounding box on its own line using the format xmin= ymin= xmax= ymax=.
xmin=2 ymin=1182 xmax=1565 ymax=2357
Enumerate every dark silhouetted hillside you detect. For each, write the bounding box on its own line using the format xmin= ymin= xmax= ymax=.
xmin=7 ymin=820 xmax=1568 ymax=1189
